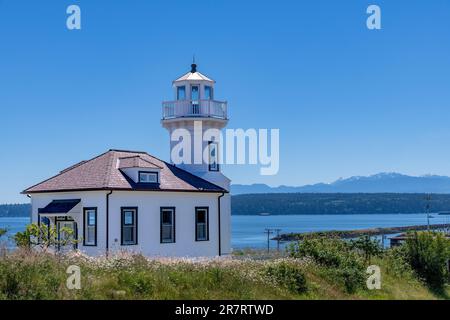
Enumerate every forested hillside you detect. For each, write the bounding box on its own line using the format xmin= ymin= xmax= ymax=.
xmin=231 ymin=193 xmax=450 ymax=215
xmin=4 ymin=193 xmax=450 ymax=217
xmin=0 ymin=204 xmax=31 ymax=217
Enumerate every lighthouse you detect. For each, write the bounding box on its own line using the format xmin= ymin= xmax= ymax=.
xmin=162 ymin=63 xmax=231 ymax=255
xmin=161 ymin=62 xmax=231 ymax=191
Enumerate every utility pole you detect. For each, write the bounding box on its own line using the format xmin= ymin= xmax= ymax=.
xmin=264 ymin=229 xmax=273 ymax=253
xmin=425 ymin=194 xmax=432 ymax=231
xmin=274 ymin=229 xmax=282 ymax=251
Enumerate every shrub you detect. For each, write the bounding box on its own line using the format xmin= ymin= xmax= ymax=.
xmin=350 ymin=236 xmax=383 ymax=264
xmin=14 ymin=223 xmax=78 ymax=251
xmin=265 ymin=261 xmax=307 ymax=294
xmin=0 ymin=250 xmax=67 ymax=299
xmin=117 ymin=270 xmax=155 ymax=296
xmin=288 ymin=237 xmax=365 ymax=293
xmin=404 ymin=231 xmax=450 ymax=290
xmin=384 ymin=245 xmax=414 ymax=278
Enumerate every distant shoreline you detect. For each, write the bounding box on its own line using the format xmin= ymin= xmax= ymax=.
xmin=0 ymin=213 xmax=438 ymax=218
xmin=0 ymin=212 xmax=440 ymax=218
xmin=231 ymin=212 xmax=433 ymax=216
xmin=276 ymin=223 xmax=450 ymax=241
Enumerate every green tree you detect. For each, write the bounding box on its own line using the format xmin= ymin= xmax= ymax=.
xmin=0 ymin=228 xmax=7 ymax=238
xmin=404 ymin=231 xmax=450 ymax=290
xmin=350 ymin=235 xmax=383 ymax=264
xmin=14 ymin=223 xmax=77 ymax=252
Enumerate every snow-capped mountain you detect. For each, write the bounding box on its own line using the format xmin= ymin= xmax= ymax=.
xmin=231 ymin=173 xmax=450 ymax=195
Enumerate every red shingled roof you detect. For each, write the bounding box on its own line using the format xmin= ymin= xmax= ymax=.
xmin=23 ymin=150 xmax=226 ymax=194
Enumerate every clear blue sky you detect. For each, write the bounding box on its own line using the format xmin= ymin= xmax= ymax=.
xmin=1 ymin=0 xmax=450 ymax=203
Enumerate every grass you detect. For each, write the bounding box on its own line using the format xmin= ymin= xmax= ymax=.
xmin=0 ymin=248 xmax=448 ymax=300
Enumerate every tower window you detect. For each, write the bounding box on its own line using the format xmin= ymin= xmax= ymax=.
xmin=204 ymin=86 xmax=213 ymax=100
xmin=208 ymin=141 xmax=219 ymax=171
xmin=191 ymin=85 xmax=199 ymax=101
xmin=177 ymin=86 xmax=186 ymax=100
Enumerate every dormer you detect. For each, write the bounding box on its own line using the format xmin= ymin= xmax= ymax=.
xmin=118 ymin=156 xmax=163 ymax=184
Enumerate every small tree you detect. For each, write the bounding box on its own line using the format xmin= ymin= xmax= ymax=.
xmin=14 ymin=223 xmax=77 ymax=252
xmin=350 ymin=235 xmax=383 ymax=264
xmin=405 ymin=231 xmax=450 ymax=290
xmin=0 ymin=228 xmax=7 ymax=238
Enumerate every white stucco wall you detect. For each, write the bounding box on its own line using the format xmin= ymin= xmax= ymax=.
xmin=31 ymin=191 xmax=107 ymax=256
xmin=30 ymin=190 xmax=231 ymax=257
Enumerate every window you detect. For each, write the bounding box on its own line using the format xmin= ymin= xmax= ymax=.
xmin=138 ymin=171 xmax=158 ymax=183
xmin=208 ymin=141 xmax=219 ymax=171
xmin=121 ymin=207 xmax=137 ymax=245
xmin=195 ymin=207 xmax=209 ymax=241
xmin=160 ymin=207 xmax=175 ymax=243
xmin=191 ymin=85 xmax=199 ymax=101
xmin=83 ymin=208 xmax=97 ymax=246
xmin=177 ymin=86 xmax=186 ymax=100
xmin=204 ymin=86 xmax=213 ymax=100
xmin=191 ymin=85 xmax=200 ymax=114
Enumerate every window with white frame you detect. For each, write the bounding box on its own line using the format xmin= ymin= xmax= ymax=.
xmin=83 ymin=208 xmax=97 ymax=246
xmin=160 ymin=207 xmax=175 ymax=243
xmin=138 ymin=171 xmax=158 ymax=183
xmin=121 ymin=207 xmax=137 ymax=245
xmin=195 ymin=207 xmax=209 ymax=241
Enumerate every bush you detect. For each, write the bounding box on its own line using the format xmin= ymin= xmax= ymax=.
xmin=384 ymin=245 xmax=414 ymax=278
xmin=288 ymin=237 xmax=365 ymax=293
xmin=0 ymin=250 xmax=67 ymax=299
xmin=404 ymin=232 xmax=450 ymax=290
xmin=350 ymin=236 xmax=383 ymax=264
xmin=265 ymin=261 xmax=307 ymax=294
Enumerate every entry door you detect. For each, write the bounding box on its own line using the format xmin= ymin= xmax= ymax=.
xmin=191 ymin=85 xmax=200 ymax=114
xmin=57 ymin=221 xmax=77 ymax=251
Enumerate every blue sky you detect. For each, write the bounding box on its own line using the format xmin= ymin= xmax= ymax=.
xmin=1 ymin=0 xmax=450 ymax=203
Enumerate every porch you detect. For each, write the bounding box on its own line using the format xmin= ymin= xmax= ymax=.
xmin=38 ymin=199 xmax=81 ymax=251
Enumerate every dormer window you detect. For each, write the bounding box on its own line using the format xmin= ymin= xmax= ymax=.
xmin=177 ymin=86 xmax=186 ymax=100
xmin=138 ymin=171 xmax=158 ymax=183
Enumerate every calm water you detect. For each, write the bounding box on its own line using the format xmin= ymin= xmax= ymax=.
xmin=0 ymin=217 xmax=30 ymax=248
xmin=1 ymin=214 xmax=449 ymax=249
xmin=231 ymin=214 xmax=450 ymax=249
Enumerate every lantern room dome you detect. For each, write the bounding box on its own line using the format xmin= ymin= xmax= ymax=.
xmin=173 ymin=63 xmax=215 ymax=83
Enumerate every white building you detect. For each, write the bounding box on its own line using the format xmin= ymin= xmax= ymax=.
xmin=23 ymin=63 xmax=231 ymax=257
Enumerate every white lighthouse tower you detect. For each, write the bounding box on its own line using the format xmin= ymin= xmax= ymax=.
xmin=162 ymin=62 xmax=231 ymax=254
xmin=161 ymin=62 xmax=231 ymax=191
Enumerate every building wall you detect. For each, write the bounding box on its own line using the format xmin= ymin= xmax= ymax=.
xmin=30 ymin=190 xmax=231 ymax=257
xmin=31 ymin=191 xmax=107 ymax=256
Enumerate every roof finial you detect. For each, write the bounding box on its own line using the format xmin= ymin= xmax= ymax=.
xmin=191 ymin=55 xmax=197 ymax=73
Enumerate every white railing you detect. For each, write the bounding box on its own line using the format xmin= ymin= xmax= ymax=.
xmin=162 ymin=100 xmax=228 ymax=120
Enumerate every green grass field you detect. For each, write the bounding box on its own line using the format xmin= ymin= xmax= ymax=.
xmin=0 ymin=248 xmax=448 ymax=300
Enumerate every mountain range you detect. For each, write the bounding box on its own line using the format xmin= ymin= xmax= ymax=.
xmin=231 ymin=173 xmax=450 ymax=195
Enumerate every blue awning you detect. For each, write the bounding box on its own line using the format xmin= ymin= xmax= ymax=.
xmin=38 ymin=199 xmax=81 ymax=215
